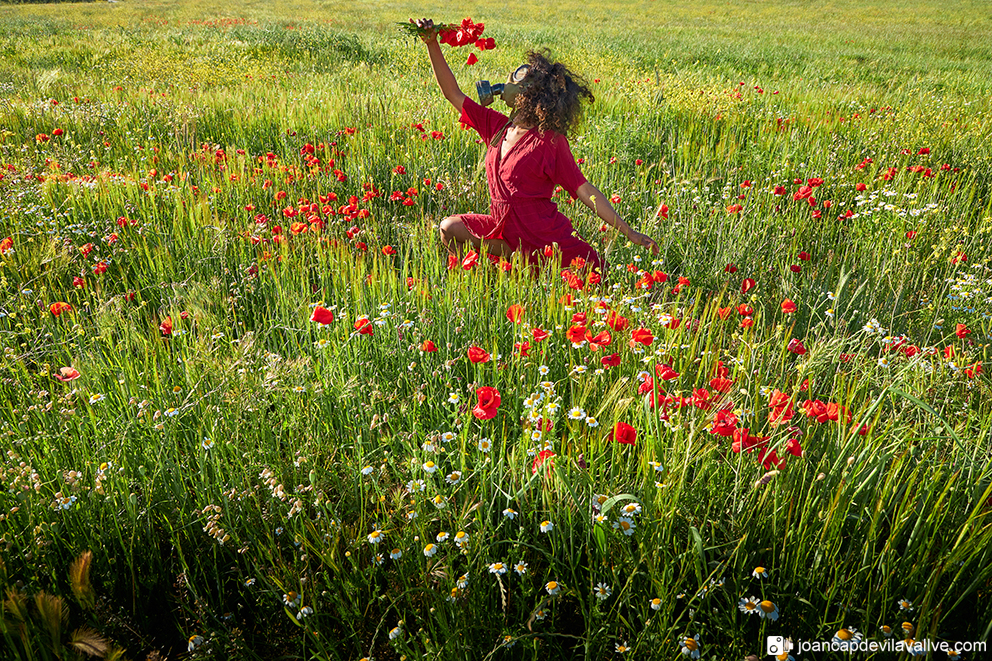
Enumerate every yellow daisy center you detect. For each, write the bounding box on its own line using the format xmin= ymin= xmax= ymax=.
xmin=684 ymin=638 xmax=697 ymax=651
xmin=760 ymin=601 xmax=775 ymax=613
xmin=837 ymin=629 xmax=853 ymax=641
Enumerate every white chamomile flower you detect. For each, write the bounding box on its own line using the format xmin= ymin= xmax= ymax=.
xmin=613 ymin=517 xmax=636 ymax=535
xmin=586 ymin=416 xmax=599 ymax=428
xmin=447 ymin=392 xmax=460 ymax=404
xmin=540 ymin=520 xmax=554 ymax=533
xmin=593 ymin=582 xmax=612 ymax=600
xmin=514 ymin=561 xmax=528 ymax=575
xmin=503 ymin=508 xmax=518 ymax=520
xmin=478 ymin=438 xmax=492 ymax=452
xmin=568 ymin=407 xmax=586 ymax=421
xmin=539 ymin=364 xmax=550 ymax=375
xmin=361 ymin=465 xmax=374 ymax=475
xmin=488 ymin=562 xmax=507 ymax=575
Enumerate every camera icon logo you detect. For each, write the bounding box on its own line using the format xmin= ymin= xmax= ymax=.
xmin=766 ymin=636 xmax=793 ymax=656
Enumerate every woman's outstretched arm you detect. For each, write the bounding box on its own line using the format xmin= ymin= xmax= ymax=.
xmin=575 ymin=181 xmax=659 ymax=255
xmin=414 ymin=18 xmax=467 ymax=112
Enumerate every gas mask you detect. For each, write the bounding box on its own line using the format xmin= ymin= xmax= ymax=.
xmin=475 ymin=64 xmax=530 ymax=107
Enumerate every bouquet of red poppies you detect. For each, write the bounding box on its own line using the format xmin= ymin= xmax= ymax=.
xmin=400 ymin=17 xmax=496 ymax=51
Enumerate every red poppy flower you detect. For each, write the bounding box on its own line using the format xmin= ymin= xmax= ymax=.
xmin=758 ymin=448 xmax=786 ymax=470
xmin=768 ymin=390 xmax=794 ymax=426
xmin=532 ymin=449 xmax=555 ymax=476
xmin=601 ymin=353 xmax=621 ymax=367
xmin=49 ymin=302 xmax=72 ymax=317
xmin=605 ymin=311 xmax=629 ymax=332
xmin=802 ymin=399 xmax=830 ymax=423
xmin=630 ymin=327 xmax=654 ymax=346
xmin=506 ymin=304 xmax=524 ymax=323
xmin=741 ymin=278 xmax=756 ymax=294
xmin=787 ymin=338 xmax=806 ymax=355
xmin=798 ymin=251 xmax=810 ymax=261
xmin=310 ymin=306 xmax=334 ymax=325
xmin=54 ymin=366 xmax=80 ymax=382
xmin=956 ymin=323 xmax=970 ymax=339
xmin=462 ymin=250 xmax=479 ymax=270
xmin=781 ymin=299 xmax=797 ymax=314
xmin=563 ymin=271 xmax=584 ymax=290
xmin=473 ymin=386 xmax=501 ymax=419
xmin=773 ymin=186 xmax=786 ymax=196
xmin=160 ymin=317 xmax=173 ymax=336
xmin=354 ymin=317 xmax=373 ymax=335
xmin=571 ymin=312 xmax=587 ymax=325
xmin=637 ymin=376 xmax=655 ymax=396
xmin=691 ymin=388 xmax=712 ymax=410
xmin=732 ymin=428 xmax=768 ymax=453
xmin=657 ymin=203 xmax=669 ymax=218
xmin=0 ymin=236 xmax=12 ymax=255
xmin=467 ymin=346 xmax=490 ymax=363
xmin=608 ymin=421 xmax=637 ymax=445
xmin=382 ymin=245 xmax=396 ymax=255
xmin=532 ymin=327 xmax=550 ymax=342
xmin=717 ymin=306 xmax=733 ymax=321
xmin=656 ymin=363 xmax=680 ymax=380
xmin=586 ymin=330 xmax=611 ymax=351
xmin=514 ymin=341 xmax=530 ymax=357
xmin=793 ymin=186 xmax=813 ymax=201
xmin=421 ymin=340 xmax=437 ymax=352
xmin=710 ymin=408 xmax=738 ymax=436
xmin=709 ymin=376 xmax=733 ymax=393
xmin=566 ymin=325 xmax=587 ymax=344
xmin=785 ymin=437 xmax=803 ymax=457
xmin=740 ymin=318 xmax=754 ymax=329
xmin=724 ymin=263 xmax=738 ymax=273
xmin=73 ymin=277 xmax=85 ymax=288
xmin=737 ymin=304 xmax=753 ymax=317
xmin=790 ymin=264 xmax=802 ymax=273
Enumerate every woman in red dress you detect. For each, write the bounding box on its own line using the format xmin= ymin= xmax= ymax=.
xmin=415 ymin=18 xmax=658 ymax=271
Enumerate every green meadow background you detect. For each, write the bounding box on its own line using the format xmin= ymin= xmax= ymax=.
xmin=0 ymin=1 xmax=990 ymax=660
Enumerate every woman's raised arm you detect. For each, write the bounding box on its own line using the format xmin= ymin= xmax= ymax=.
xmin=576 ymin=181 xmax=659 ymax=255
xmin=414 ymin=18 xmax=467 ymax=112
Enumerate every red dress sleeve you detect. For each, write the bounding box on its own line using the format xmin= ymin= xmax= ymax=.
xmin=548 ymin=134 xmax=587 ymax=199
xmin=459 ymin=97 xmax=510 ymax=146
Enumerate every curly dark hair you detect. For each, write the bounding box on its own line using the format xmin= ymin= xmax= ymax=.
xmin=512 ymin=49 xmax=594 ymax=137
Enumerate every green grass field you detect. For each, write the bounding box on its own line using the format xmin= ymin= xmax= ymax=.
xmin=1 ymin=1 xmax=991 ymax=659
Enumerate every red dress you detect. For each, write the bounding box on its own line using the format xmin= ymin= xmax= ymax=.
xmin=456 ymin=97 xmax=602 ymax=270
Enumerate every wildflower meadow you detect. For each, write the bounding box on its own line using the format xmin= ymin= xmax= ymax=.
xmin=0 ymin=1 xmax=990 ymax=659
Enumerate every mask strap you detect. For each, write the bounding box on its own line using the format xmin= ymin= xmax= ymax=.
xmin=489 ymin=116 xmax=516 ymax=149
